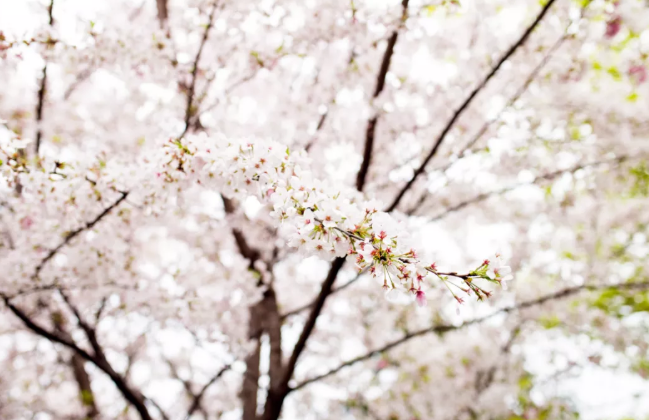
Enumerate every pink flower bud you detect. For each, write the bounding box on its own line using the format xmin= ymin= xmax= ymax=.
xmin=20 ymin=216 xmax=33 ymax=230
xmin=415 ymin=290 xmax=427 ymax=307
xmin=605 ymin=16 xmax=621 ymax=38
xmin=629 ymin=65 xmax=647 ymax=85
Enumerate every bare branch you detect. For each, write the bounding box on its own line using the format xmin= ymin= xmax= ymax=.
xmin=386 ymin=0 xmax=558 ymax=212
xmin=185 ymin=365 xmax=231 ymax=420
xmin=241 ymin=300 xmax=264 ymax=420
xmin=52 ymin=312 xmax=100 ymax=419
xmin=280 ymin=269 xmax=368 ymax=320
xmin=55 ymin=292 xmax=152 ymax=420
xmin=2 ymin=295 xmax=93 ymax=361
xmin=33 ymin=191 xmax=128 ymax=279
xmin=291 ymin=281 xmax=649 ymax=391
xmin=264 ymin=288 xmax=283 ymax=391
xmin=356 ymin=0 xmax=409 ymax=192
xmin=33 ymin=0 xmax=55 ymax=155
xmin=147 ymin=398 xmax=171 ymax=420
xmin=58 ymin=291 xmax=106 ymax=360
xmin=180 ymin=0 xmax=220 ymax=138
xmin=156 ymin=0 xmax=169 ymax=27
xmin=34 ymin=65 xmax=48 ymax=155
xmin=262 ymin=257 xmax=346 ymax=420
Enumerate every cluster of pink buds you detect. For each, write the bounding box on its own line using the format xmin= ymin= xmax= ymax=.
xmin=425 ymin=254 xmax=514 ymax=306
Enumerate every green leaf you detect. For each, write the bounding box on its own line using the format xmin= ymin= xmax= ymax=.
xmin=539 ymin=315 xmax=561 ymax=329
xmin=607 ymin=66 xmax=622 ymax=81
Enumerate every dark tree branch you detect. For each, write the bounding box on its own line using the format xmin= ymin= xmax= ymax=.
xmin=291 ymin=281 xmax=649 ymax=392
xmin=147 ymin=398 xmax=171 ymax=420
xmin=56 ymin=291 xmax=153 ymax=420
xmin=386 ymin=0 xmax=558 ymax=212
xmin=47 ymin=0 xmax=54 ymax=25
xmin=2 ymin=295 xmax=93 ymax=360
xmin=280 ymin=269 xmax=368 ymax=320
xmin=59 ymin=291 xmax=106 ymax=360
xmin=356 ymin=0 xmax=409 ymax=192
xmin=52 ymin=312 xmax=100 ymax=419
xmin=241 ymin=300 xmax=264 ymax=420
xmin=180 ymin=0 xmax=219 ymax=138
xmin=262 ymin=257 xmax=346 ymax=420
xmin=34 ymin=0 xmax=55 ymax=155
xmin=156 ymin=0 xmax=169 ymax=27
xmin=34 ymin=191 xmax=128 ymax=279
xmin=34 ymin=65 xmax=48 ymax=155
xmin=1 ymin=295 xmax=153 ymax=419
xmin=185 ymin=365 xmax=231 ymax=420
xmin=264 ymin=288 xmax=283 ymax=392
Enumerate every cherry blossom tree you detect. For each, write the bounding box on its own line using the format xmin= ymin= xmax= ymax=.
xmin=1 ymin=0 xmax=649 ymax=419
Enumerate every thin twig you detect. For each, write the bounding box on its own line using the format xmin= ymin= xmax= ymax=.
xmin=280 ymin=269 xmax=368 ymax=320
xmin=185 ymin=365 xmax=231 ymax=420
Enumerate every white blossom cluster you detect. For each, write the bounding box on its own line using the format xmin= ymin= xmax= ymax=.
xmin=160 ymin=133 xmax=512 ymax=306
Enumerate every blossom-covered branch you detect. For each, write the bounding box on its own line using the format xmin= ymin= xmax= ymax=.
xmin=161 ymin=135 xmax=509 ymax=305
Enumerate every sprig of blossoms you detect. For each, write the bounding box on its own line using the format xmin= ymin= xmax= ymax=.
xmin=159 ymin=134 xmax=513 ymax=306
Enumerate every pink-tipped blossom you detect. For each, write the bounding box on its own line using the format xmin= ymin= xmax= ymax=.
xmin=415 ymin=290 xmax=427 ymax=307
xmin=605 ymin=16 xmax=622 ymax=38
xmin=629 ymin=65 xmax=647 ymax=85
xmin=20 ymin=216 xmax=33 ymax=230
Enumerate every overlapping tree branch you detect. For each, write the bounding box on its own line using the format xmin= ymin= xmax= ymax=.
xmin=386 ymin=0 xmax=558 ymax=212
xmin=290 ymin=281 xmax=649 ymax=392
xmin=262 ymin=256 xmax=346 ymax=420
xmin=34 ymin=0 xmax=55 ymax=155
xmin=1 ymin=293 xmax=154 ymax=420
xmin=184 ymin=364 xmax=231 ymax=420
xmin=33 ymin=191 xmax=128 ymax=279
xmin=180 ymin=0 xmax=220 ymax=138
xmin=356 ymin=0 xmax=409 ymax=191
